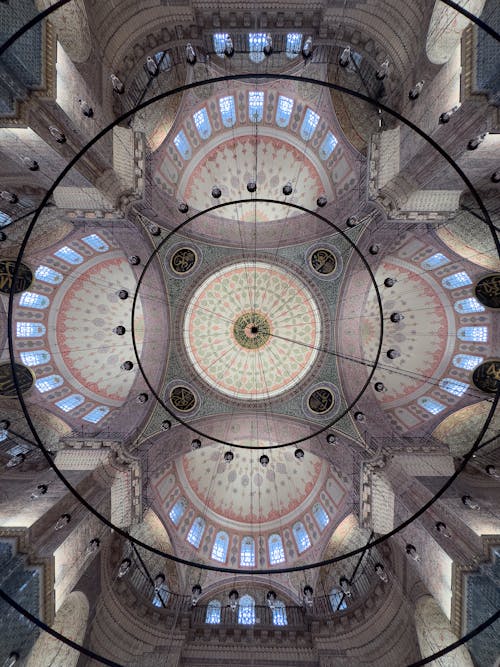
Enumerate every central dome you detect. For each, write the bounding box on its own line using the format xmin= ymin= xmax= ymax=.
xmin=183 ymin=261 xmax=321 ymax=399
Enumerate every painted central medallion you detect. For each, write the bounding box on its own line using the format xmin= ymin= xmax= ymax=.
xmin=183 ymin=261 xmax=321 ymax=399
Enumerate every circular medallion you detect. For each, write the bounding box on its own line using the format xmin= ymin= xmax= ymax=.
xmin=183 ymin=261 xmax=321 ymax=400
xmin=472 ymin=360 xmax=500 ymax=393
xmin=233 ymin=311 xmax=271 ymax=349
xmin=0 ymin=260 xmax=33 ymax=294
xmin=308 ymin=387 xmax=334 ymax=414
xmin=475 ymin=274 xmax=500 ymax=308
xmin=310 ymin=248 xmax=337 ymax=275
xmin=0 ymin=363 xmax=34 ymax=397
xmin=170 ymin=386 xmax=196 ymax=411
xmin=170 ymin=247 xmax=197 ymax=274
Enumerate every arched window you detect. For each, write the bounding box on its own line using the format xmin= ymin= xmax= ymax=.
xmin=152 ymin=583 xmax=169 ymax=607
xmin=219 ymin=96 xmax=236 ymax=128
xmin=187 ymin=517 xmax=205 ymax=548
xmin=269 ymin=534 xmax=285 ymax=564
xmin=319 ymin=131 xmax=338 ymax=160
xmin=83 ymin=406 xmax=110 ymax=423
xmin=329 ymin=588 xmax=347 ymax=611
xmin=454 ymin=297 xmax=485 ymax=314
xmin=442 ymin=271 xmax=472 ymax=289
xmin=457 ymin=326 xmax=488 ymax=342
xmin=154 ymin=51 xmax=172 ymax=71
xmin=35 ymin=375 xmax=63 ymax=393
xmin=173 ymin=131 xmax=191 ymax=160
xmin=205 ymin=599 xmax=221 ymax=624
xmin=211 ymin=531 xmax=229 ymax=563
xmin=20 ymin=350 xmax=50 ymax=366
xmin=313 ymin=503 xmax=329 ymax=530
xmin=212 ymin=33 xmax=228 ymax=56
xmin=169 ymin=498 xmax=187 ymax=526
xmin=16 ymin=322 xmax=46 ymax=337
xmin=286 ymin=33 xmax=302 ymax=58
xmin=82 ymin=234 xmax=109 ymax=252
xmin=453 ymin=354 xmax=483 ymax=370
xmin=418 ymin=396 xmax=445 ymax=415
xmin=238 ymin=594 xmax=255 ymax=625
xmin=55 ymin=394 xmax=85 ymax=413
xmin=240 ymin=536 xmax=255 ymax=566
xmin=439 ymin=378 xmax=469 ymax=397
xmin=19 ymin=292 xmax=49 ymax=309
xmin=248 ymin=91 xmax=264 ymax=122
xmin=421 ymin=252 xmax=450 ymax=270
xmin=292 ymin=522 xmax=311 ymax=553
xmin=248 ymin=33 xmax=266 ymax=63
xmin=35 ymin=265 xmax=63 ymax=284
xmin=273 ymin=600 xmax=288 ymax=626
xmin=0 ymin=211 xmax=12 ymax=227
xmin=300 ymin=108 xmax=320 ymax=141
xmin=276 ymin=95 xmax=294 ymax=128
xmin=193 ymin=108 xmax=212 ymax=139
xmin=0 ymin=429 xmax=7 ymax=442
xmin=54 ymin=246 xmax=83 ymax=264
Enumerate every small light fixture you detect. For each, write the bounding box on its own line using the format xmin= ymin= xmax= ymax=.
xmin=54 ymin=513 xmax=71 ymax=531
xmin=374 ymin=562 xmax=388 ymax=582
xmin=462 ymin=494 xmax=480 ymax=510
xmin=316 ymin=195 xmax=327 ymax=207
xmin=118 ymin=558 xmax=131 ymax=577
xmin=375 ymin=59 xmax=389 ymax=80
xmin=326 ymin=434 xmax=336 ymax=444
xmin=354 ymin=411 xmax=366 ymax=422
xmin=384 ymin=278 xmax=396 ymax=287
xmin=113 ymin=326 xmax=126 ymax=335
xmin=294 ymin=448 xmax=305 ymax=460
xmin=339 ymin=46 xmax=351 ymax=67
xmin=435 ymin=521 xmax=451 ymax=538
xmin=374 ymin=382 xmax=385 ymax=392
xmin=211 ymin=185 xmax=222 ymax=199
xmin=224 ymin=36 xmax=234 ymax=58
xmin=154 ymin=573 xmax=166 ymax=590
xmin=486 ymin=464 xmax=499 ymax=478
xmin=263 ymin=33 xmax=273 ymax=56
xmin=86 ymin=538 xmax=100 ymax=556
xmin=186 ymin=43 xmax=196 ymax=65
xmin=224 ymin=451 xmax=234 ymax=463
xmin=118 ymin=289 xmax=129 ymax=300
xmin=161 ymin=420 xmax=172 ymax=431
xmin=491 ymin=171 xmax=500 ymax=183
xmin=146 ymin=56 xmax=159 ymax=76
xmin=0 ymin=232 xmax=6 ymax=242
xmin=467 ymin=132 xmax=488 ymax=150
xmin=406 ymin=543 xmax=420 ymax=561
xmin=137 ymin=393 xmax=149 ymax=403
xmin=247 ymin=181 xmax=257 ymax=193
xmin=0 ymin=419 xmax=10 ymax=430
xmin=302 ymin=36 xmax=313 ymax=59
xmin=191 ymin=583 xmax=202 ymax=605
xmin=128 ymin=255 xmax=140 ymax=265
xmin=259 ymin=454 xmax=270 ymax=467
xmin=6 ymin=453 xmax=25 ymax=469
xmin=191 ymin=438 xmax=201 ymax=450
xmin=339 ymin=576 xmax=352 ymax=597
xmin=346 ymin=215 xmax=358 ymax=227
xmin=409 ymin=80 xmax=425 ymax=100
xmin=110 ymin=73 xmax=124 ymax=94
xmin=4 ymin=653 xmax=19 ymax=667
xmin=387 ymin=349 xmax=400 ymax=359
xmin=121 ymin=361 xmax=133 ymax=371
xmin=282 ymin=181 xmax=293 ymax=196
xmin=30 ymin=484 xmax=48 ymax=501
xmin=390 ymin=312 xmax=404 ymax=323
xmin=178 ymin=201 xmax=189 ymax=213
xmin=369 ymin=244 xmax=380 ymax=255
xmin=149 ymin=224 xmax=161 ymax=236
xmin=229 ymin=589 xmax=239 ymax=610
xmin=303 ymin=584 xmax=313 ymax=607
xmin=266 ymin=590 xmax=277 ymax=608
xmin=439 ymin=103 xmax=461 ymax=124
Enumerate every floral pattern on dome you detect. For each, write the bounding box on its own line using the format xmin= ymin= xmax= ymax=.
xmin=183 ymin=261 xmax=321 ymax=399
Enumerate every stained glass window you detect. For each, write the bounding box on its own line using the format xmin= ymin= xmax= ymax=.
xmin=219 ymin=96 xmax=236 ymax=128
xmin=300 ymin=108 xmax=320 ymax=141
xmin=152 ymin=585 xmax=169 ymax=607
xmin=35 ymin=265 xmax=63 ymax=284
xmin=421 ymin=253 xmax=450 ymax=270
xmin=418 ymin=396 xmax=446 ymax=414
xmin=55 ymin=394 xmax=85 ymax=412
xmin=19 ymin=292 xmax=49 ymax=309
xmin=240 ymin=536 xmax=255 ymax=567
xmin=454 ymin=297 xmax=485 ymax=314
xmin=206 ymin=600 xmax=221 ymax=624
xmin=173 ymin=131 xmax=191 ymax=160
xmin=211 ymin=531 xmax=229 ymax=563
xmin=83 ymin=406 xmax=110 ymax=423
xmin=54 ymin=246 xmax=83 ymax=264
xmin=273 ymin=601 xmax=288 ymax=626
xmin=457 ymin=326 xmax=488 ymax=342
xmin=82 ymin=234 xmax=109 ymax=252
xmin=442 ymin=271 xmax=472 ymax=289
xmin=269 ymin=534 xmax=285 ymax=564
xmin=248 ymin=33 xmax=266 ymax=63
xmin=154 ymin=51 xmax=171 ymax=71
xmin=286 ymin=33 xmax=302 ymax=58
xmin=20 ymin=350 xmax=50 ymax=366
xmin=238 ymin=594 xmax=255 ymax=625
xmin=16 ymin=322 xmax=46 ymax=337
xmin=187 ymin=517 xmax=205 ymax=548
xmin=293 ymin=522 xmax=311 ymax=553
xmin=329 ymin=588 xmax=347 ymax=611
xmin=452 ymin=354 xmax=483 ymax=370
xmin=0 ymin=211 xmax=13 ymax=227
xmin=439 ymin=378 xmax=469 ymax=397
xmin=213 ymin=34 xmax=228 ymax=56
xmin=313 ymin=503 xmax=330 ymax=530
xmin=276 ymin=95 xmax=294 ymax=128
xmin=35 ymin=375 xmax=63 ymax=393
xmin=0 ymin=430 xmax=7 ymax=442
xmin=319 ymin=131 xmax=338 ymax=160
xmin=193 ymin=108 xmax=212 ymax=139
xmin=248 ymin=91 xmax=264 ymax=122
xmin=169 ymin=498 xmax=187 ymax=526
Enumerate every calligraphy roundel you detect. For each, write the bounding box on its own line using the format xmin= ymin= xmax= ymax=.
xmin=170 ymin=386 xmax=197 ymax=412
xmin=0 ymin=260 xmax=33 ymax=295
xmin=472 ymin=360 xmax=500 ymax=393
xmin=475 ymin=274 xmax=500 ymax=309
xmin=0 ymin=362 xmax=34 ymax=397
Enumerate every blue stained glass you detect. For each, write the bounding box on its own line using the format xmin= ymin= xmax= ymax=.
xmin=173 ymin=131 xmax=191 ymax=160
xmin=213 ymin=34 xmax=228 ymax=55
xmin=83 ymin=406 xmax=110 ymax=423
xmin=248 ymin=91 xmax=264 ymax=122
xmin=329 ymin=588 xmax=347 ymax=611
xmin=418 ymin=397 xmax=446 ymax=415
xmin=273 ymin=601 xmax=288 ymax=625
xmin=286 ymin=33 xmax=302 ymax=58
xmin=152 ymin=585 xmax=169 ymax=607
xmin=20 ymin=350 xmax=50 ymax=366
xmin=442 ymin=271 xmax=472 ymax=289
xmin=240 ymin=537 xmax=255 ymax=566
xmin=211 ymin=531 xmax=229 ymax=562
xmin=421 ymin=253 xmax=450 ymax=270
xmin=54 ymin=246 xmax=83 ymax=265
xmin=457 ymin=326 xmax=488 ymax=342
xmin=454 ymin=298 xmax=485 ymax=314
xmin=19 ymin=292 xmax=49 ymax=309
xmin=238 ymin=595 xmax=255 ymax=625
xmin=187 ymin=517 xmax=205 ymax=548
xmin=169 ymin=498 xmax=187 ymax=525
xmin=439 ymin=378 xmax=469 ymax=397
xmin=35 ymin=375 xmax=63 ymax=393
xmin=35 ymin=265 xmax=63 ymax=284
xmin=452 ymin=354 xmax=483 ymax=370
xmin=82 ymin=234 xmax=109 ymax=252
xmin=16 ymin=322 xmax=46 ymax=337
xmin=154 ymin=51 xmax=171 ymax=71
xmin=293 ymin=522 xmax=311 ymax=553
xmin=300 ymin=108 xmax=320 ymax=141
xmin=55 ymin=394 xmax=85 ymax=412
xmin=269 ymin=534 xmax=285 ymax=564
xmin=248 ymin=33 xmax=266 ymax=63
xmin=0 ymin=211 xmax=13 ymax=227
xmin=193 ymin=108 xmax=212 ymax=139
xmin=219 ymin=96 xmax=236 ymax=128
xmin=319 ymin=131 xmax=338 ymax=160
xmin=276 ymin=95 xmax=294 ymax=128
xmin=313 ymin=503 xmax=330 ymax=530
xmin=206 ymin=600 xmax=221 ymax=624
